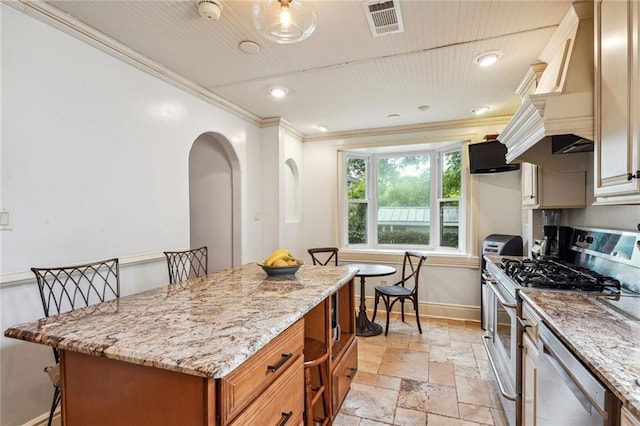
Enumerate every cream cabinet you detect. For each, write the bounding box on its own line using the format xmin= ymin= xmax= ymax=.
xmin=622 ymin=406 xmax=640 ymax=426
xmin=520 ymin=302 xmax=540 ymax=426
xmin=594 ymin=0 xmax=640 ymax=204
xmin=521 ymin=162 xmax=586 ymax=208
xmin=521 ymin=333 xmax=538 ymax=426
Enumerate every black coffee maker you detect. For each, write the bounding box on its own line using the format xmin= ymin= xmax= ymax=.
xmin=541 ymin=210 xmax=562 ymax=258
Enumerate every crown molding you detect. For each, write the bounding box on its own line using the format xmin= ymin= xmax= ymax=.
xmin=261 ymin=117 xmax=304 ymax=140
xmin=3 ymin=0 xmax=262 ymax=127
xmin=302 ymin=115 xmax=513 ymax=142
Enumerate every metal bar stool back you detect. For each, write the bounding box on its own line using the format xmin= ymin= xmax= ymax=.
xmin=164 ymin=246 xmax=208 ymax=284
xmin=31 ymin=258 xmax=121 ymax=426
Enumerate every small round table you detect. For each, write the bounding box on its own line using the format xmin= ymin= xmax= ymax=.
xmin=345 ymin=263 xmax=396 ymax=337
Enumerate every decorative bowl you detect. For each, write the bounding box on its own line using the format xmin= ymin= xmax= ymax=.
xmin=258 ymin=261 xmax=303 ymax=277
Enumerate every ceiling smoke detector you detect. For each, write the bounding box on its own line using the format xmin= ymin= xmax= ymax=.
xmin=197 ymin=0 xmax=223 ymax=21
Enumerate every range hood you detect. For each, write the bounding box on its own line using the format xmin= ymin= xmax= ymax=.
xmin=498 ymin=1 xmax=594 ymax=171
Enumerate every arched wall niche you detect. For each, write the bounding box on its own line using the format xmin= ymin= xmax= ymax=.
xmin=188 ymin=132 xmax=241 ymax=271
xmin=284 ymin=158 xmax=300 ymax=223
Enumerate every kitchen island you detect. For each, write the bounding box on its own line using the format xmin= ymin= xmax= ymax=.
xmin=4 ymin=263 xmax=358 ymax=425
xmin=520 ymin=290 xmax=640 ymax=419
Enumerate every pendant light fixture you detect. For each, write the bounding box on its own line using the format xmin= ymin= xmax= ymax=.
xmin=252 ymin=0 xmax=317 ymax=44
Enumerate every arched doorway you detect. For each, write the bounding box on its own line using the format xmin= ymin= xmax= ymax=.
xmin=189 ymin=132 xmax=240 ymax=272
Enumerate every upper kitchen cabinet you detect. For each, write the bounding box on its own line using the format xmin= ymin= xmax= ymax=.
xmin=594 ymin=0 xmax=640 ymax=204
xmin=521 ymin=162 xmax=586 ymax=209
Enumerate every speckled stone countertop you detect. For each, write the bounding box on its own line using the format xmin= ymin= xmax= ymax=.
xmin=4 ymin=263 xmax=357 ymax=379
xmin=520 ymin=290 xmax=640 ymax=418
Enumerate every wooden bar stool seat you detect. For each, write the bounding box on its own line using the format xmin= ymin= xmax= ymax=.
xmin=303 ymin=338 xmax=330 ymax=426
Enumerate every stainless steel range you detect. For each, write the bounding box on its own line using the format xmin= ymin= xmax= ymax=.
xmin=482 ymin=226 xmax=640 ymax=426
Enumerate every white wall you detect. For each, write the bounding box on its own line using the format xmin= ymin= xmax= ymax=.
xmin=474 ymin=170 xmax=523 ymax=244
xmin=0 ymin=5 xmax=265 ymax=424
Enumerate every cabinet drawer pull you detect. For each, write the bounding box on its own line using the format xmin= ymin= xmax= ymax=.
xmin=347 ymin=367 xmax=358 ymax=380
xmin=627 ymin=171 xmax=640 ymax=180
xmin=267 ymin=353 xmax=293 ymax=373
xmin=278 ymin=411 xmax=293 ymax=425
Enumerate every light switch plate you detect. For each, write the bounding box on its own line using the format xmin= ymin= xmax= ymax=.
xmin=0 ymin=209 xmax=11 ymax=230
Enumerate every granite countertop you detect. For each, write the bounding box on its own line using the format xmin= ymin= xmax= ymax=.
xmin=520 ymin=290 xmax=640 ymax=418
xmin=4 ymin=263 xmax=357 ymax=379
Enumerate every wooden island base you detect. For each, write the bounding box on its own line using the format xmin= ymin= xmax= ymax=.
xmin=61 ymin=350 xmax=217 ymax=425
xmin=59 ymin=278 xmax=356 ymax=426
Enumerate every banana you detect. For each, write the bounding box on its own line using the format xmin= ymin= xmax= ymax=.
xmin=264 ymin=248 xmax=293 ymax=266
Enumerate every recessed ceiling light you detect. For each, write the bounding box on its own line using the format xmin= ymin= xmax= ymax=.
xmin=471 ymin=106 xmax=491 ymax=115
xmin=387 ymin=113 xmax=400 ymax=118
xmin=473 ymin=50 xmax=503 ymax=67
xmin=269 ymin=86 xmax=289 ymax=98
xmin=316 ymin=125 xmax=329 ymax=132
xmin=418 ymin=105 xmax=430 ymax=112
xmin=239 ymin=40 xmax=260 ymax=54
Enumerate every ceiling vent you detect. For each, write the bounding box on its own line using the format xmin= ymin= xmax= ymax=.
xmin=363 ymin=0 xmax=404 ymax=37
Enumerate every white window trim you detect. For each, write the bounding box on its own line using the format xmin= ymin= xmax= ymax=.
xmin=338 ymin=142 xmax=468 ymax=255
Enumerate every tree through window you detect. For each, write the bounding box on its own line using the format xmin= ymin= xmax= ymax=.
xmin=344 ymin=146 xmax=462 ymax=249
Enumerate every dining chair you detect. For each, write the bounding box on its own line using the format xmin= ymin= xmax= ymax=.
xmin=31 ymin=258 xmax=121 ymax=426
xmin=307 ymin=248 xmax=340 ymax=333
xmin=307 ymin=247 xmax=339 ymax=266
xmin=163 ymin=246 xmax=208 ymax=284
xmin=371 ymin=251 xmax=427 ymax=336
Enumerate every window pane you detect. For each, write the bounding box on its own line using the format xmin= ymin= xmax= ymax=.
xmin=376 ymin=155 xmax=430 ymax=245
xmin=347 ymin=158 xmax=366 ymax=200
xmin=442 ymin=150 xmax=461 ymax=198
xmin=348 ymin=203 xmax=367 ymax=244
xmin=440 ymin=200 xmax=459 ymax=248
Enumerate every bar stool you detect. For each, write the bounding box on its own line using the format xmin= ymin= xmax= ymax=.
xmin=303 ymin=338 xmax=331 ymax=426
xmin=163 ymin=246 xmax=208 ymax=284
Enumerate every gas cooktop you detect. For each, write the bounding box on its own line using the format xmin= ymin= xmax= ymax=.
xmin=500 ymin=258 xmax=622 ymax=293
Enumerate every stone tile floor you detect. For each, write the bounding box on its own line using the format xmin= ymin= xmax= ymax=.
xmin=334 ymin=314 xmax=507 ymax=426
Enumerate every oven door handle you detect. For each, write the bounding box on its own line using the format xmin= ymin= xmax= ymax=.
xmin=481 ymin=335 xmax=518 ymax=401
xmin=487 ymin=281 xmax=517 ymax=309
xmin=539 ymin=334 xmax=604 ymax=416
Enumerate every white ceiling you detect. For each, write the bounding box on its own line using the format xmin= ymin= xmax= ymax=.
xmin=43 ymin=0 xmax=573 ymax=137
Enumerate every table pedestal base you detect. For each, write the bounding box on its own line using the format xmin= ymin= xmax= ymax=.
xmin=355 ymin=311 xmax=382 ymax=336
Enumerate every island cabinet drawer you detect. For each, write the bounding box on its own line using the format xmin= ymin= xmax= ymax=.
xmin=332 ymin=336 xmax=358 ymax=414
xmin=229 ymin=356 xmax=304 ymax=426
xmin=218 ymin=319 xmax=304 ymax=424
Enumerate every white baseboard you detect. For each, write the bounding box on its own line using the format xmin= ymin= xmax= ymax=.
xmin=22 ymin=409 xmax=60 ymax=426
xmin=366 ymin=296 xmax=480 ymax=322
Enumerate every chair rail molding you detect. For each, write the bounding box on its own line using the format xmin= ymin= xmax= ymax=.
xmin=0 ymin=252 xmax=165 ymax=287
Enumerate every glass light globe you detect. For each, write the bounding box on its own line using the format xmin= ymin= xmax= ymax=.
xmin=253 ymin=0 xmax=317 ymax=44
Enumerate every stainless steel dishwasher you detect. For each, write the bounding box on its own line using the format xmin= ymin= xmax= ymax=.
xmin=537 ymin=322 xmax=620 ymax=425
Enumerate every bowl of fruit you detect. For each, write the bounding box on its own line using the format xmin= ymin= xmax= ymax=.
xmin=258 ymin=248 xmax=304 ymax=277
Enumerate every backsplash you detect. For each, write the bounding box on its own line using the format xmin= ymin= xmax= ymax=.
xmin=568 ymin=205 xmax=639 ymax=232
